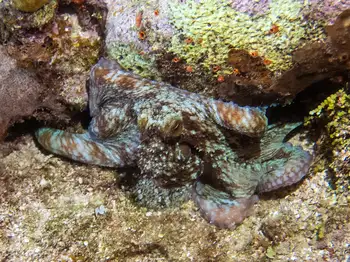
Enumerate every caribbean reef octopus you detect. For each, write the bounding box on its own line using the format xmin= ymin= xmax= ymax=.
xmin=36 ymin=58 xmax=312 ymax=229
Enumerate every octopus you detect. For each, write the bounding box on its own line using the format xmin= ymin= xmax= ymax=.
xmin=35 ymin=58 xmax=312 ymax=229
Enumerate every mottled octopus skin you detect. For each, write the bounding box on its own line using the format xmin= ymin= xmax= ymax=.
xmin=36 ymin=58 xmax=312 ymax=229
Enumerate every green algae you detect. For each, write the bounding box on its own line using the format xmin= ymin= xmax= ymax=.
xmin=12 ymin=0 xmax=49 ymax=12
xmin=30 ymin=0 xmax=57 ymax=28
xmin=167 ymin=0 xmax=325 ymax=75
xmin=266 ymin=246 xmax=276 ymax=258
xmin=305 ymin=85 xmax=350 ymax=198
xmin=1 ymin=0 xmax=57 ymax=30
xmin=107 ymin=42 xmax=160 ymax=79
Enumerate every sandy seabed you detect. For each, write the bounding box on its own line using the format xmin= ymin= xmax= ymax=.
xmin=0 ymin=135 xmax=349 ymax=261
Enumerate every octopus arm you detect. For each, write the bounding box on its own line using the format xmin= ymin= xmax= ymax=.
xmin=208 ymin=100 xmax=267 ymax=137
xmin=255 ymin=122 xmax=313 ymax=192
xmin=88 ymin=58 xmax=123 ymax=117
xmin=88 ymin=105 xmax=134 ymax=140
xmin=256 ymin=143 xmax=312 ymax=193
xmin=35 ymin=127 xmax=139 ymax=167
xmin=192 ymin=180 xmax=259 ymax=229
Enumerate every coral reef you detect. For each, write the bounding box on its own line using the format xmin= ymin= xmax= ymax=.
xmin=1 ymin=1 xmax=348 ymax=141
xmin=107 ymin=42 xmax=160 ymax=79
xmin=219 ymin=8 xmax=350 ymax=104
xmin=3 ymin=7 xmax=104 ymax=108
xmin=0 ymin=0 xmax=57 ymax=32
xmin=168 ymin=0 xmax=323 ymax=73
xmin=0 ymin=1 xmax=349 ymax=259
xmin=35 ymin=58 xmax=312 ymax=229
xmin=305 ymin=86 xmax=350 ymax=200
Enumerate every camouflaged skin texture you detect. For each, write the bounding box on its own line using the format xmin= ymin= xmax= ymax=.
xmin=36 ymin=58 xmax=312 ymax=229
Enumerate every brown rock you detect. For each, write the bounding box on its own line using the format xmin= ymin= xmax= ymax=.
xmin=0 ymin=47 xmax=43 ymax=140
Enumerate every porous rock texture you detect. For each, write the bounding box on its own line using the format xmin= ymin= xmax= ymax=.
xmin=0 ymin=134 xmax=349 ymax=261
xmin=0 ymin=47 xmax=66 ymax=142
xmin=0 ymin=0 xmax=107 ymax=140
xmin=105 ymin=0 xmax=350 ymax=105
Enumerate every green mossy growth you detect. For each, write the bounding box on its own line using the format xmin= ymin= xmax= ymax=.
xmin=30 ymin=0 xmax=56 ymax=28
xmin=315 ymin=222 xmax=326 ymax=241
xmin=266 ymin=246 xmax=276 ymax=259
xmin=107 ymin=42 xmax=161 ymax=79
xmin=12 ymin=0 xmax=49 ymax=12
xmin=167 ymin=0 xmax=325 ymax=75
xmin=305 ymin=85 xmax=350 ymax=198
xmin=2 ymin=0 xmax=57 ymax=30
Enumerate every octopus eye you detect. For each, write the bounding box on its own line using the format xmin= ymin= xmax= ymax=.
xmin=179 ymin=143 xmax=191 ymax=159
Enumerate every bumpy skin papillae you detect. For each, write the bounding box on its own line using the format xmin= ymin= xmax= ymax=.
xmin=255 ymin=123 xmax=313 ymax=193
xmin=36 ymin=58 xmax=312 ymax=229
xmin=192 ymin=123 xmax=312 ymax=228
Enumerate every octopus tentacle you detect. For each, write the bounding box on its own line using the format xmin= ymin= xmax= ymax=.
xmin=256 ymin=143 xmax=312 ymax=193
xmin=207 ymin=100 xmax=267 ymax=137
xmin=35 ymin=127 xmax=139 ymax=167
xmin=35 ymin=58 xmax=314 ymax=229
xmin=192 ymin=180 xmax=259 ymax=229
xmin=88 ymin=58 xmax=123 ymax=117
xmin=255 ymin=123 xmax=313 ymax=192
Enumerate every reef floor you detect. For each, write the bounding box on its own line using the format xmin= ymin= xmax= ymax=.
xmin=0 ymin=134 xmax=349 ymax=261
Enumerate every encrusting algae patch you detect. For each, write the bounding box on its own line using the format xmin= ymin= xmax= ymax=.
xmin=167 ymin=0 xmax=325 ymax=75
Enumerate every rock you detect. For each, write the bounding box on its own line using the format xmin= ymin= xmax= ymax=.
xmin=0 ymin=47 xmax=43 ymax=140
xmin=0 ymin=0 xmax=107 ymax=115
xmin=104 ymin=0 xmax=350 ymax=105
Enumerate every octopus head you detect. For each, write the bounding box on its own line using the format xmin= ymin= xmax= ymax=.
xmin=138 ymin=110 xmax=184 ymax=139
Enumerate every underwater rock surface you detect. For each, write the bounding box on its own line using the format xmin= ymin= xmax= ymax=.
xmin=0 ymin=47 xmax=67 ymax=142
xmin=105 ymin=0 xmax=350 ymax=104
xmin=0 ymin=0 xmax=349 ymax=139
xmin=0 ymin=0 xmax=107 ymax=138
xmin=12 ymin=0 xmax=50 ymax=12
